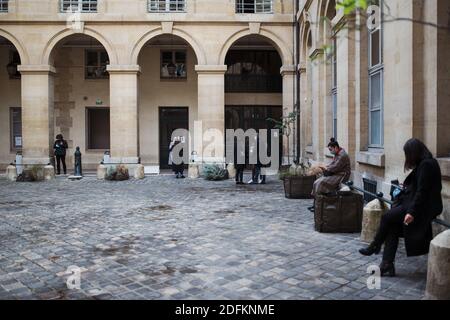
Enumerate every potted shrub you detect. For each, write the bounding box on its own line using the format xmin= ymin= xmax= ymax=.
xmin=280 ymin=159 xmax=316 ymax=199
xmin=202 ymin=164 xmax=229 ymax=181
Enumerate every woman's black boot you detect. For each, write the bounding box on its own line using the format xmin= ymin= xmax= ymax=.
xmin=380 ymin=261 xmax=396 ymax=277
xmin=359 ymin=242 xmax=381 ymax=256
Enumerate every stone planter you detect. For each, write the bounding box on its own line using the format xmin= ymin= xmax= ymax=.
xmin=361 ymin=199 xmax=388 ymax=243
xmin=283 ymin=175 xmax=316 ymax=199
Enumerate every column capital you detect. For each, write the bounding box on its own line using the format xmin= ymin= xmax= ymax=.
xmin=195 ymin=65 xmax=227 ymax=75
xmin=18 ymin=64 xmax=56 ymax=75
xmin=280 ymin=65 xmax=296 ymax=76
xmin=106 ymin=65 xmax=141 ymax=75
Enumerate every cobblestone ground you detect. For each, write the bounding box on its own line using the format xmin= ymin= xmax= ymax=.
xmin=0 ymin=174 xmax=428 ymax=300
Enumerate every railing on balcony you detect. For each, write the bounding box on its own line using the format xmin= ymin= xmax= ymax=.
xmin=61 ymin=0 xmax=97 ymax=12
xmin=236 ymin=0 xmax=273 ymax=14
xmin=0 ymin=0 xmax=8 ymax=13
xmin=225 ymin=74 xmax=282 ymax=93
xmin=148 ymin=0 xmax=185 ymax=12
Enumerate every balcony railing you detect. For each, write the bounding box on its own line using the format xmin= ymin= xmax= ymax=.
xmin=61 ymin=0 xmax=97 ymax=12
xmin=225 ymin=74 xmax=282 ymax=93
xmin=148 ymin=0 xmax=185 ymax=12
xmin=236 ymin=0 xmax=273 ymax=14
xmin=0 ymin=0 xmax=8 ymax=13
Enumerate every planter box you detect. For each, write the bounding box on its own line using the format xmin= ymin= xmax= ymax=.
xmin=283 ymin=175 xmax=316 ymax=199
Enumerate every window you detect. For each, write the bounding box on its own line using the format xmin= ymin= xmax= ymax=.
xmin=148 ymin=0 xmax=185 ymax=12
xmin=0 ymin=0 xmax=8 ymax=12
xmin=7 ymin=50 xmax=21 ymax=79
xmin=85 ymin=49 xmax=109 ymax=79
xmin=225 ymin=50 xmax=282 ymax=93
xmin=368 ymin=0 xmax=383 ymax=147
xmin=61 ymin=0 xmax=97 ymax=12
xmin=86 ymin=108 xmax=110 ymax=150
xmin=10 ymin=108 xmax=22 ymax=151
xmin=331 ymin=38 xmax=337 ymax=139
xmin=236 ymin=0 xmax=273 ymax=13
xmin=161 ymin=50 xmax=187 ymax=79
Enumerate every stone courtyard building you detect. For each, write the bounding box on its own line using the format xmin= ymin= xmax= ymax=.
xmin=0 ymin=0 xmax=449 ymax=225
xmin=0 ymin=0 xmax=295 ymax=169
xmin=296 ymin=0 xmax=450 ymax=224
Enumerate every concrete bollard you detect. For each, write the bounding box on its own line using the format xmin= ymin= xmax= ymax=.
xmin=425 ymin=229 xmax=450 ymax=300
xmin=6 ymin=165 xmax=17 ymax=181
xmin=361 ymin=199 xmax=388 ymax=243
xmin=97 ymin=164 xmax=107 ymax=180
xmin=227 ymin=163 xmax=236 ymax=180
xmin=44 ymin=165 xmax=55 ymax=180
xmin=188 ymin=163 xmax=199 ymax=179
xmin=134 ymin=164 xmax=145 ymax=179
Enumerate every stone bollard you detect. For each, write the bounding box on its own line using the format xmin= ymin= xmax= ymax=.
xmin=44 ymin=165 xmax=55 ymax=180
xmin=361 ymin=199 xmax=388 ymax=243
xmin=425 ymin=229 xmax=450 ymax=300
xmin=97 ymin=164 xmax=107 ymax=180
xmin=227 ymin=163 xmax=236 ymax=180
xmin=188 ymin=163 xmax=199 ymax=179
xmin=134 ymin=164 xmax=145 ymax=179
xmin=6 ymin=165 xmax=17 ymax=181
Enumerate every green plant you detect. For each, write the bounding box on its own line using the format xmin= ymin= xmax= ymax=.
xmin=279 ymin=158 xmax=312 ymax=180
xmin=105 ymin=165 xmax=130 ymax=181
xmin=203 ymin=164 xmax=229 ymax=181
xmin=267 ymin=110 xmax=299 ymax=166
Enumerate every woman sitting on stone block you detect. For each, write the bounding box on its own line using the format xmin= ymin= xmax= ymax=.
xmin=359 ymin=138 xmax=443 ymax=277
xmin=308 ymin=138 xmax=351 ymax=211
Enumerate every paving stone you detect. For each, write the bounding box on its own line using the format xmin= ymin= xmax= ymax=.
xmin=0 ymin=175 xmax=427 ymax=300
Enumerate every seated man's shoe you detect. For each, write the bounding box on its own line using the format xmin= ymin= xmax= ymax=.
xmin=380 ymin=261 xmax=396 ymax=277
xmin=359 ymin=243 xmax=381 ymax=256
xmin=307 ymin=206 xmax=315 ymax=212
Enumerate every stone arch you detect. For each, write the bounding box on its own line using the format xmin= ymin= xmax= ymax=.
xmin=41 ymin=27 xmax=118 ymax=65
xmin=0 ymin=28 xmax=29 ymax=64
xmin=318 ymin=0 xmax=337 ymax=45
xmin=219 ymin=28 xmax=293 ymax=66
xmin=131 ymin=27 xmax=206 ymax=65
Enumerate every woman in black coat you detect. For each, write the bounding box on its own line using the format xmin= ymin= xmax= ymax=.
xmin=359 ymin=138 xmax=443 ymax=277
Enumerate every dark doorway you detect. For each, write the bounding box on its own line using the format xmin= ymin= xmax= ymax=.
xmin=225 ymin=105 xmax=283 ymax=169
xmin=159 ymin=107 xmax=189 ymax=169
xmin=86 ymin=107 xmax=110 ymax=150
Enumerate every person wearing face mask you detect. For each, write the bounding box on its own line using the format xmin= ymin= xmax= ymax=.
xmin=308 ymin=138 xmax=351 ymax=211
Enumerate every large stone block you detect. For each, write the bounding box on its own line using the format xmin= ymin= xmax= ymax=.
xmin=134 ymin=164 xmax=145 ymax=179
xmin=97 ymin=164 xmax=107 ymax=180
xmin=226 ymin=163 xmax=236 ymax=179
xmin=188 ymin=163 xmax=199 ymax=179
xmin=425 ymin=230 xmax=450 ymax=300
xmin=44 ymin=165 xmax=55 ymax=180
xmin=361 ymin=199 xmax=388 ymax=243
xmin=6 ymin=165 xmax=17 ymax=182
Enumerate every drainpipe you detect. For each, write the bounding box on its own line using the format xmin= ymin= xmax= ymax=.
xmin=295 ymin=0 xmax=301 ymax=164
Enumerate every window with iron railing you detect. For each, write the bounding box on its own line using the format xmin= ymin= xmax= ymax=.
xmin=85 ymin=49 xmax=109 ymax=79
xmin=0 ymin=0 xmax=8 ymax=12
xmin=148 ymin=0 xmax=185 ymax=12
xmin=236 ymin=0 xmax=273 ymax=14
xmin=61 ymin=0 xmax=97 ymax=12
xmin=225 ymin=50 xmax=282 ymax=93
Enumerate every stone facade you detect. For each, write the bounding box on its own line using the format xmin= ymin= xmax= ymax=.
xmin=0 ymin=0 xmax=295 ymax=169
xmin=297 ymin=0 xmax=450 ymax=224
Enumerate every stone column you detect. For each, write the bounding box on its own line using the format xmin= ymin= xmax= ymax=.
xmin=425 ymin=229 xmax=450 ymax=300
xmin=195 ymin=65 xmax=227 ymax=164
xmin=335 ymin=17 xmax=356 ymax=166
xmin=107 ymin=65 xmax=140 ymax=164
xmin=281 ymin=65 xmax=296 ymax=165
xmin=18 ymin=65 xmax=56 ymax=165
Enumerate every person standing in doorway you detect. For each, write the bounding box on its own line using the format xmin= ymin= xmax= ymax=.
xmin=54 ymin=134 xmax=68 ymax=175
